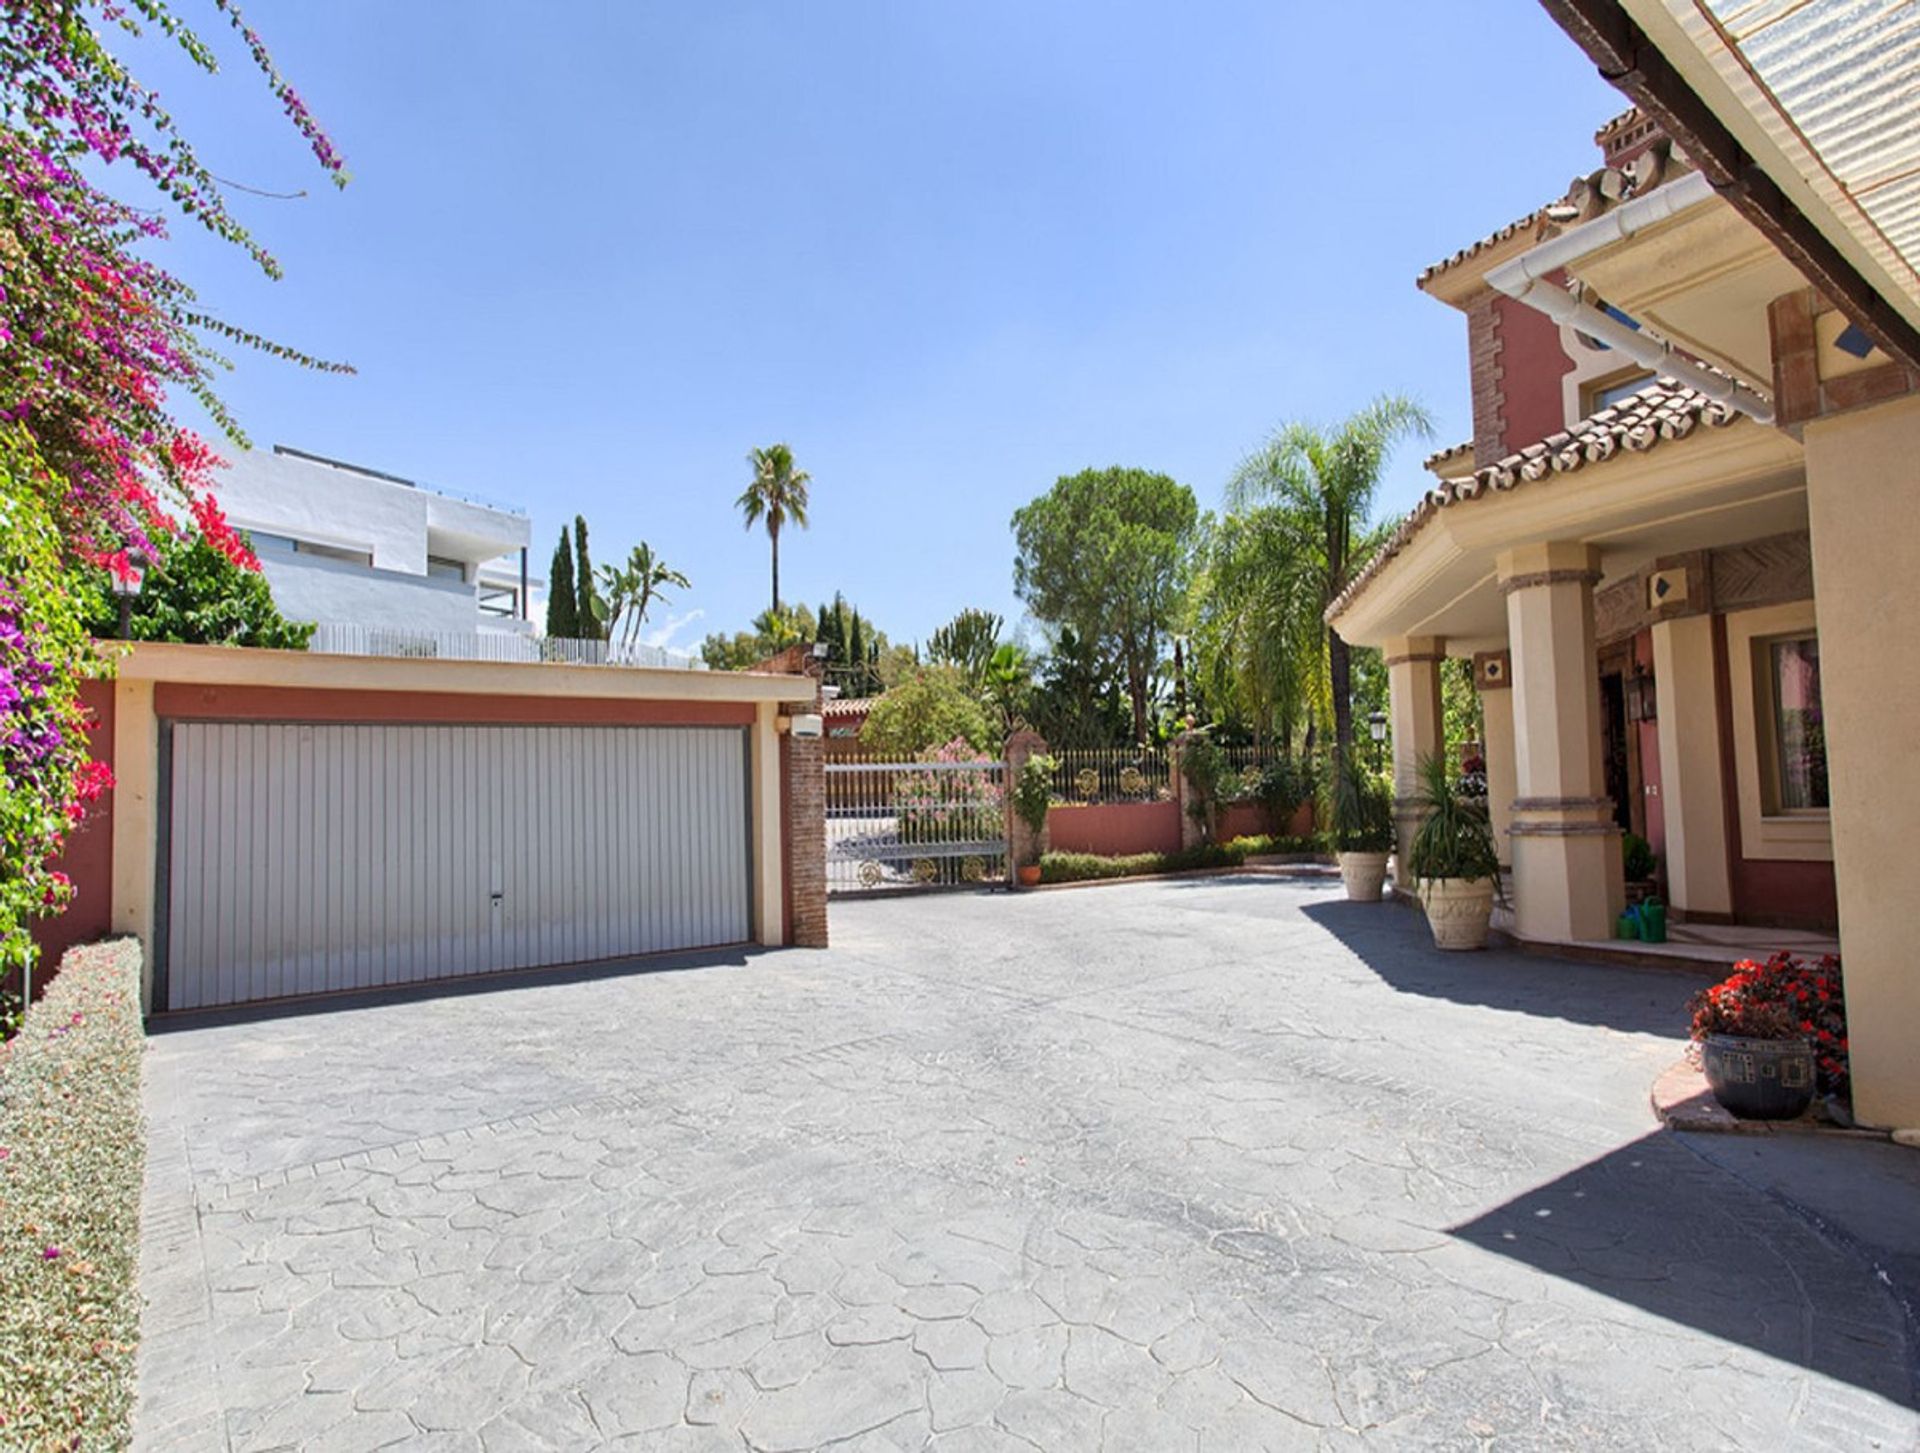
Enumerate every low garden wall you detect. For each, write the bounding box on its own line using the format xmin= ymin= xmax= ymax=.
xmin=1046 ymin=800 xmax=1184 ymax=857
xmin=0 ymin=937 xmax=145 ymax=1450
xmin=1045 ymin=798 xmax=1313 ymax=858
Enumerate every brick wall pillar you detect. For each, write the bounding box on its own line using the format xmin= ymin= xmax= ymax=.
xmin=1171 ymin=732 xmax=1207 ymax=850
xmin=782 ymin=712 xmax=828 ymax=947
xmin=1003 ymin=729 xmax=1048 ymax=884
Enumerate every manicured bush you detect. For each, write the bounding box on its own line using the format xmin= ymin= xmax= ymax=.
xmin=0 ymin=937 xmax=146 ymax=1450
xmin=1039 ymin=835 xmax=1324 ymax=883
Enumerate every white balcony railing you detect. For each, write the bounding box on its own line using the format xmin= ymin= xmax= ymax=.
xmin=307 ymin=623 xmax=706 ymax=671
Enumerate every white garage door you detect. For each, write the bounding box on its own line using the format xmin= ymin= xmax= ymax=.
xmin=160 ymin=721 xmax=752 ymax=1011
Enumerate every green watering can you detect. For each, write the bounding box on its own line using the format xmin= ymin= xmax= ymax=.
xmin=1617 ymin=900 xmax=1668 ymax=944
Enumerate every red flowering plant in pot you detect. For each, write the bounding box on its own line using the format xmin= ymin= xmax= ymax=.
xmin=1687 ymin=952 xmax=1848 ymax=1121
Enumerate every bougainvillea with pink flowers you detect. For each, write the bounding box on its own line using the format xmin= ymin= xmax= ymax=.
xmin=1 ymin=1 xmax=346 ymax=1015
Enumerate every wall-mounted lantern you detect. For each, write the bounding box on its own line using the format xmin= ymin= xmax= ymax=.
xmin=1625 ymin=662 xmax=1658 ymax=723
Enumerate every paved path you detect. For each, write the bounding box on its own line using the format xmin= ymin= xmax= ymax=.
xmin=135 ymin=875 xmax=1920 ymax=1451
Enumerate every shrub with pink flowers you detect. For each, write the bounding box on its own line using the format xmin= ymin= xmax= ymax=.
xmin=894 ymin=737 xmax=1004 ymax=848
xmin=2 ymin=2 xmax=346 ymax=1011
xmin=1688 ymin=951 xmax=1850 ymax=1097
xmin=0 ymin=431 xmax=107 ymax=1028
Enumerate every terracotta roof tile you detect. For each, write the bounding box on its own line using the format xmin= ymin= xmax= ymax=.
xmin=1416 ymin=210 xmax=1546 ymax=288
xmin=822 ymin=695 xmax=876 ymax=717
xmin=1327 ymin=380 xmax=1741 ymax=623
xmin=1423 ymin=440 xmax=1474 ymax=472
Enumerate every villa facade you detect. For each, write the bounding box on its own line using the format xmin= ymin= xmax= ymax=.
xmin=1331 ymin=63 xmax=1920 ymax=1128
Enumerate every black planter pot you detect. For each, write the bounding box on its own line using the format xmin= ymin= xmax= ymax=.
xmin=1700 ymin=1034 xmax=1817 ymax=1121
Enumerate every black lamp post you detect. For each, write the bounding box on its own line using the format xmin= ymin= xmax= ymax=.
xmin=111 ymin=549 xmax=148 ymax=639
xmin=1367 ymin=709 xmax=1388 ymax=773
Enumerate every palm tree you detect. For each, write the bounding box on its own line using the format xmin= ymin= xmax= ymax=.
xmin=738 ymin=444 xmax=811 ymax=614
xmin=1227 ymin=396 xmax=1432 ymax=757
xmin=594 ymin=542 xmax=690 ymax=653
xmin=1186 ymin=506 xmax=1325 ymax=752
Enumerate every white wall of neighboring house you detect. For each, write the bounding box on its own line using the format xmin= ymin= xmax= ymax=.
xmin=260 ymin=553 xmax=484 ymax=633
xmin=213 ymin=446 xmax=534 ymax=631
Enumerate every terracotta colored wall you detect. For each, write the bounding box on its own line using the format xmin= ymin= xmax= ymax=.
xmin=1492 ymin=291 xmax=1575 ymax=455
xmin=29 ymin=680 xmax=116 ymax=990
xmin=1045 ymin=799 xmax=1313 ymax=858
xmin=151 ymin=682 xmax=756 ymax=728
xmin=1046 ymin=801 xmax=1183 ymax=857
xmin=1711 ymin=616 xmax=1839 ymax=930
xmin=1634 ymin=629 xmax=1666 ymax=865
xmin=1215 ymin=800 xmax=1315 ymax=843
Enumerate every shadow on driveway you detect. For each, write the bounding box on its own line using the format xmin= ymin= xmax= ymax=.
xmin=1302 ymin=895 xmax=1694 ymax=1037
xmin=1451 ymin=1128 xmax=1920 ymax=1411
xmin=144 ymin=940 xmax=766 ymax=1034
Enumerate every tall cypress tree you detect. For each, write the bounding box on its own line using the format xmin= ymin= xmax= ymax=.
xmin=572 ymin=515 xmax=600 ymax=640
xmin=546 ymin=529 xmax=578 ymax=638
xmin=846 ymin=612 xmax=867 ymax=695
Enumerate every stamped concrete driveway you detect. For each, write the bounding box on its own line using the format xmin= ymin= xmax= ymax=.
xmin=135 ymin=875 xmax=1920 ymax=1451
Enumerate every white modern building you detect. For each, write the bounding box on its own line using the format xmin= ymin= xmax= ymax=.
xmin=213 ymin=445 xmax=539 ymax=634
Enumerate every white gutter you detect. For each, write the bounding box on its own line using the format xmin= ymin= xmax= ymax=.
xmin=1486 ymin=170 xmax=1775 ymax=425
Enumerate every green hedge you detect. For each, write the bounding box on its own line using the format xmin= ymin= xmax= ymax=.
xmin=1039 ymin=835 xmax=1324 ymax=884
xmin=0 ymin=938 xmax=145 ymax=1451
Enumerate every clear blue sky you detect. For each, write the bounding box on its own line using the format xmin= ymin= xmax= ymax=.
xmin=146 ymin=2 xmax=1622 ymax=654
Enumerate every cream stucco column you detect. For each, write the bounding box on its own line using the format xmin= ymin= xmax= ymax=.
xmin=109 ymin=677 xmax=159 ymax=1010
xmin=1384 ymin=635 xmax=1445 ymax=893
xmin=1650 ymin=613 xmax=1733 ymax=920
xmin=751 ymin=700 xmax=785 ymax=948
xmin=1804 ymin=395 xmax=1920 ymax=1130
xmin=1475 ymin=651 xmax=1517 ymax=870
xmin=1499 ymin=542 xmax=1623 ymax=941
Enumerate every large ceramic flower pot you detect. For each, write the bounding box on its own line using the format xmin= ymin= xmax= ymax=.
xmin=1017 ymin=864 xmax=1043 ymax=887
xmin=1417 ymin=877 xmax=1495 ymax=950
xmin=1700 ymin=1034 xmax=1816 ymax=1120
xmin=1338 ymin=851 xmax=1390 ymax=903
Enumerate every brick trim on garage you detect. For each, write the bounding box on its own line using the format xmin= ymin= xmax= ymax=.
xmin=783 ymin=726 xmax=827 ymax=947
xmin=151 ymin=683 xmax=757 ymax=728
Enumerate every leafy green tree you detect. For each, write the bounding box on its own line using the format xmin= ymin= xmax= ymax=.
xmin=572 ymin=515 xmax=602 ymax=641
xmin=82 ymin=528 xmax=314 ymax=648
xmin=983 ymin=642 xmax=1033 ymax=735
xmin=1186 ymin=506 xmax=1324 ymax=752
xmin=926 ymin=608 xmax=1003 ymax=689
xmin=1225 ymin=396 xmax=1432 ymax=757
xmin=594 ymin=543 xmax=690 ymax=652
xmin=1026 ymin=627 xmax=1132 ymax=749
xmin=738 ymin=444 xmax=812 ymax=613
xmin=816 ymin=592 xmax=891 ymax=697
xmin=699 ymin=603 xmax=818 ymax=672
xmin=546 ymin=529 xmax=578 ymax=638
xmin=861 ymin=667 xmax=995 ymax=758
xmin=1013 ymin=467 xmax=1197 ymax=743
xmin=1442 ymin=656 xmax=1482 ymax=752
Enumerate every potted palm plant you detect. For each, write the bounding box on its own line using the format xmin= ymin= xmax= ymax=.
xmin=1406 ymin=752 xmax=1501 ymax=950
xmin=1325 ymin=753 xmax=1394 ymax=902
xmin=1012 ymin=754 xmax=1055 ymax=887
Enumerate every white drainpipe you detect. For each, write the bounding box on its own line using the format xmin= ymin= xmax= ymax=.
xmin=1485 ymin=170 xmax=1775 ymax=425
